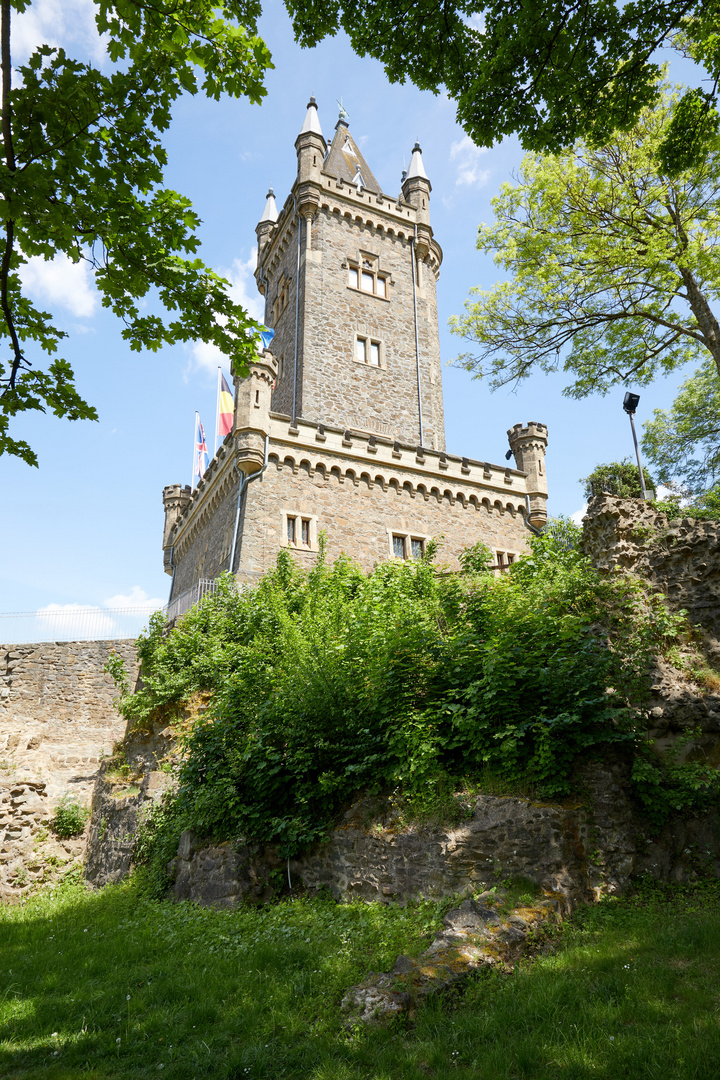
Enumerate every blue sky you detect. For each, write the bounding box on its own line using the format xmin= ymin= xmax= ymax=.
xmin=1 ymin=1 xmax=704 ymax=619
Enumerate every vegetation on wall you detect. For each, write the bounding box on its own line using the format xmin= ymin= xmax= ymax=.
xmin=580 ymin=460 xmax=655 ymax=501
xmin=106 ymin=526 xmax=720 ymax=894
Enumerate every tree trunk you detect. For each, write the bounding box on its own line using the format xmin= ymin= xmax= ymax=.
xmin=679 ymin=266 xmax=720 ymax=379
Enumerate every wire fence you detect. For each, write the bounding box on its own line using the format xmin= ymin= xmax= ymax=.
xmin=0 ymin=605 xmax=164 ymax=646
xmin=0 ymin=578 xmax=222 ymax=646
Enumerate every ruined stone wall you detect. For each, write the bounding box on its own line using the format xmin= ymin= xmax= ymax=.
xmin=0 ymin=639 xmax=139 ymax=898
xmin=581 ymin=495 xmax=720 ymax=653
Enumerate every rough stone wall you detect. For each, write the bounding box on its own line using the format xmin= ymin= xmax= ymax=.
xmin=580 ymin=495 xmax=720 ymax=653
xmin=233 ymin=452 xmax=530 ymax=582
xmin=0 ymin=639 xmax=139 ymax=898
xmin=161 ymin=760 xmax=720 ymax=909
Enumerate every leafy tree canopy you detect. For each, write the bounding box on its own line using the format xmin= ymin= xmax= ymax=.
xmin=450 ymin=89 xmax=720 ymax=401
xmin=580 ymin=459 xmax=655 ymax=501
xmin=284 ymin=0 xmax=719 ymax=170
xmin=0 ymin=1 xmax=273 ymax=465
xmin=642 ymin=357 xmax=720 ymax=495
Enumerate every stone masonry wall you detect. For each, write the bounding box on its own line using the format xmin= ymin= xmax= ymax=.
xmin=580 ymin=495 xmax=720 ymax=653
xmin=233 ymin=452 xmax=530 ymax=582
xmin=0 ymin=639 xmax=139 ymax=898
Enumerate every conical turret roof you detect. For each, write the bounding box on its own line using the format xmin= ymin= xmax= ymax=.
xmin=259 ymin=188 xmax=278 ymax=223
xmin=406 ymin=142 xmax=428 ymax=181
xmin=300 ymin=96 xmax=323 ymax=137
xmin=322 ymin=113 xmax=382 ymax=195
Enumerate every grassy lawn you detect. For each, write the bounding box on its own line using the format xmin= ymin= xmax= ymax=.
xmin=1 ymin=877 xmax=719 ymax=1079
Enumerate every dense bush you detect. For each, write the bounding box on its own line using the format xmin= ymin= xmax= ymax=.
xmin=581 ymin=459 xmax=655 ymax=500
xmin=115 ymin=528 xmax=687 ymax=875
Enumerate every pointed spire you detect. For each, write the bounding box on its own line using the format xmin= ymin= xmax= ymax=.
xmin=406 ymin=142 xmax=428 ymax=180
xmin=259 ymin=188 xmax=278 ymax=223
xmin=300 ymin=96 xmax=323 ymax=137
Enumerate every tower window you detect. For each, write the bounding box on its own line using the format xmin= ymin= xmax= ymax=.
xmin=392 ymin=534 xmax=405 ymax=558
xmin=273 ymin=276 xmax=290 ymax=322
xmin=283 ymin=511 xmax=319 ymax=551
xmin=348 ymin=255 xmax=388 ymax=298
xmin=354 ymin=335 xmax=384 ymax=367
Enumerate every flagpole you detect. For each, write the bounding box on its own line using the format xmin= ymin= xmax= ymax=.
xmin=214 ymin=365 xmax=221 ymax=455
xmin=191 ymin=411 xmax=198 ymax=490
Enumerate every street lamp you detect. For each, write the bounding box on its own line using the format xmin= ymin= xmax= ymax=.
xmin=622 ymin=392 xmax=649 ymax=500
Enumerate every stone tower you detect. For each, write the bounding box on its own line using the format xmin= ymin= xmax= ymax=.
xmin=161 ymin=98 xmax=550 ymax=609
xmin=255 ymin=98 xmax=446 ymax=451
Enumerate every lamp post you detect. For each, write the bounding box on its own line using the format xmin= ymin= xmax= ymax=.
xmin=622 ymin=392 xmax=649 ymax=500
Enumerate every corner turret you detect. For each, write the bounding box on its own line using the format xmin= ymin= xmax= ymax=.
xmin=508 ymin=422 xmax=549 ymax=531
xmin=402 ymin=143 xmax=431 ymax=227
xmin=162 ymin=484 xmax=192 ymax=574
xmin=256 ymin=188 xmax=278 ymax=266
xmin=233 ymin=348 xmax=278 ymax=472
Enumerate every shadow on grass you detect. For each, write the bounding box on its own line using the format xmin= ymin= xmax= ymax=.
xmin=1 ymin=879 xmax=720 ymax=1079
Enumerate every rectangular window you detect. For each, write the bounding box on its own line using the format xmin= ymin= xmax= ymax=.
xmin=287 ymin=516 xmax=296 ymax=544
xmin=354 ymin=335 xmax=383 ymax=367
xmin=410 ymin=538 xmax=424 ymax=560
xmin=507 ymin=553 xmax=516 ymax=565
xmin=301 ymin=518 xmax=310 ymax=545
xmin=377 ymin=277 xmax=387 ymax=298
xmin=392 ymin=535 xmax=405 ymax=559
xmin=355 ymin=336 xmax=366 ymax=363
xmin=361 ymin=270 xmax=374 ymax=293
xmin=349 ymin=267 xmax=359 ymax=289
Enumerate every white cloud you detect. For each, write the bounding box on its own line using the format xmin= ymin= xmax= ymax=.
xmin=570 ymin=504 xmax=588 ymax=526
xmin=103 ymin=586 xmax=166 ymax=612
xmin=189 ymin=252 xmax=265 ymax=374
xmin=13 ymin=0 xmax=108 ymax=65
xmin=450 ymin=135 xmax=490 ymax=188
xmin=19 ymin=254 xmax=97 ymax=318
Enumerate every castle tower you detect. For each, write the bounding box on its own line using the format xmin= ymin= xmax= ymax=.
xmin=161 ymin=99 xmax=550 ymax=607
xmin=508 ymin=423 xmax=549 ymax=530
xmin=255 ymin=100 xmax=446 ymax=450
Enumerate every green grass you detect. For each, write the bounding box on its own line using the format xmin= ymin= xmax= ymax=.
xmin=2 ymin=877 xmax=720 ymax=1079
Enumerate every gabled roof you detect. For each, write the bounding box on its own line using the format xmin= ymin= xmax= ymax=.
xmin=322 ymin=119 xmax=383 ymax=195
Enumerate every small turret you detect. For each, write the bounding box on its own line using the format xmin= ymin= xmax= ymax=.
xmin=402 ymin=142 xmax=432 ymax=226
xmin=256 ymin=188 xmax=278 ymax=263
xmin=162 ymin=484 xmax=192 ymax=574
xmin=295 ymin=96 xmax=326 ymax=188
xmin=233 ymin=348 xmax=278 ymax=473
xmin=508 ymin=422 xmax=549 ymax=531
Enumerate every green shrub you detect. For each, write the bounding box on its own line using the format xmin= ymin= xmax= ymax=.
xmin=51 ymin=796 xmax=89 ymax=839
xmin=580 ymin=458 xmax=655 ymax=500
xmin=117 ymin=528 xmax=687 ymax=865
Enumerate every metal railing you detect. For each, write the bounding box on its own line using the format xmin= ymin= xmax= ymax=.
xmin=0 ymin=605 xmax=165 ymax=646
xmin=164 ymin=579 xmax=218 ymax=623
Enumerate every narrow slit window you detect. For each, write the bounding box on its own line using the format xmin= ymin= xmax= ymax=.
xmin=287 ymin=516 xmax=296 ymax=544
xmin=301 ymin=518 xmax=310 ymax=546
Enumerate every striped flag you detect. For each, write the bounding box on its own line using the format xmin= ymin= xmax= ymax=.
xmin=217 ymin=372 xmax=234 ymax=440
xmin=192 ymin=412 xmax=209 ymax=487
